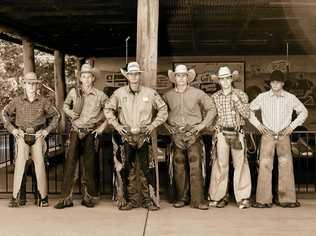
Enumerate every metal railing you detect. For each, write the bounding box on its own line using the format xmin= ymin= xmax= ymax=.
xmin=0 ymin=130 xmax=315 ymax=196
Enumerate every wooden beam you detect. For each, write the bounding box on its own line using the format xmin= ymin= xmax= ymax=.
xmin=22 ymin=38 xmax=35 ymax=73
xmin=54 ymin=50 xmax=66 ymax=132
xmin=136 ymin=0 xmax=160 ymax=206
xmin=136 ymin=0 xmax=159 ymax=88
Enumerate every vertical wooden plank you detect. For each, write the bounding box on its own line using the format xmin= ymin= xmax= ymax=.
xmin=22 ymin=39 xmax=35 ymax=73
xmin=54 ymin=50 xmax=66 ymax=132
xmin=136 ymin=0 xmax=159 ymax=88
xmin=136 ymin=0 xmax=160 ymax=206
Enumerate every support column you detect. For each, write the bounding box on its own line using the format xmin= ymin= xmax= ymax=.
xmin=22 ymin=39 xmax=35 ymax=74
xmin=136 ymin=0 xmax=160 ymax=205
xmin=54 ymin=50 xmax=66 ymax=132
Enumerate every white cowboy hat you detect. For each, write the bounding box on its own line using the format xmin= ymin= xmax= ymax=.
xmin=168 ymin=64 xmax=196 ymax=83
xmin=22 ymin=72 xmax=41 ymax=83
xmin=211 ymin=66 xmax=240 ymax=82
xmin=120 ymin=62 xmax=144 ymax=78
xmin=80 ymin=63 xmax=99 ymax=77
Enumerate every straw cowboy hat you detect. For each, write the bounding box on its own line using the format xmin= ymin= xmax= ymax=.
xmin=211 ymin=66 xmax=240 ymax=82
xmin=80 ymin=63 xmax=99 ymax=77
xmin=120 ymin=62 xmax=144 ymax=78
xmin=168 ymin=64 xmax=196 ymax=83
xmin=22 ymin=72 xmax=41 ymax=83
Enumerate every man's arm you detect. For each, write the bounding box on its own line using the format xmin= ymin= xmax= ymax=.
xmin=232 ymin=90 xmax=250 ymax=119
xmin=63 ymin=88 xmax=78 ymax=119
xmin=150 ymin=91 xmax=168 ymax=129
xmin=199 ymin=92 xmax=217 ymax=128
xmin=93 ymin=93 xmax=109 ymax=136
xmin=1 ymin=98 xmax=18 ymax=133
xmin=43 ymin=98 xmax=61 ymax=134
xmin=248 ymin=94 xmax=262 ymax=128
xmin=289 ymin=95 xmax=308 ymax=130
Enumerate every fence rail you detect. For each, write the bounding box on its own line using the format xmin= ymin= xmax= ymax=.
xmin=0 ymin=130 xmax=315 ymax=196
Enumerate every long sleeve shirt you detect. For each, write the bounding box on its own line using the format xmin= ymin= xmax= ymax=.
xmin=212 ymin=88 xmax=250 ymax=128
xmin=64 ymin=87 xmax=108 ymax=129
xmin=163 ymin=86 xmax=216 ymax=128
xmin=104 ymin=86 xmax=168 ymax=130
xmin=1 ymin=94 xmax=60 ymax=133
xmin=249 ymin=89 xmax=308 ymax=133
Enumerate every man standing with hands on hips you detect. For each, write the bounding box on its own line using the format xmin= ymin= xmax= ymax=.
xmin=249 ymin=70 xmax=308 ymax=208
xmin=104 ymin=62 xmax=168 ymax=211
xmin=2 ymin=72 xmax=60 ymax=207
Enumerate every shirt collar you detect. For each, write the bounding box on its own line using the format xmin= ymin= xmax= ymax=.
xmin=268 ymin=89 xmax=285 ymax=97
xmin=83 ymin=87 xmax=97 ymax=95
xmin=23 ymin=93 xmax=40 ymax=102
xmin=126 ymin=85 xmax=142 ymax=94
xmin=174 ymin=85 xmax=190 ymax=93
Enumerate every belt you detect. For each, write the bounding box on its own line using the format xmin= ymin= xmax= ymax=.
xmin=21 ymin=124 xmax=45 ymax=134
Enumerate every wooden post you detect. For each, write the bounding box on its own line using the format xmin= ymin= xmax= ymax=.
xmin=136 ymin=0 xmax=159 ymax=89
xmin=136 ymin=0 xmax=160 ymax=206
xmin=54 ymin=50 xmax=66 ymax=132
xmin=22 ymin=39 xmax=35 ymax=73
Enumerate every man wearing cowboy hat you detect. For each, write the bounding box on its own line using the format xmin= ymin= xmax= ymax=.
xmin=208 ymin=66 xmax=252 ymax=209
xmin=104 ymin=61 xmax=168 ymax=211
xmin=163 ymin=64 xmax=216 ymax=210
xmin=55 ymin=63 xmax=109 ymax=209
xmin=2 ymin=72 xmax=60 ymax=207
xmin=249 ymin=70 xmax=308 ymax=208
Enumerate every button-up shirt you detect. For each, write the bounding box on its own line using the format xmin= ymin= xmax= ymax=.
xmin=64 ymin=87 xmax=108 ymax=129
xmin=104 ymin=85 xmax=168 ymax=130
xmin=212 ymin=88 xmax=250 ymax=128
xmin=163 ymin=86 xmax=216 ymax=128
xmin=249 ymin=89 xmax=308 ymax=133
xmin=1 ymin=94 xmax=60 ymax=133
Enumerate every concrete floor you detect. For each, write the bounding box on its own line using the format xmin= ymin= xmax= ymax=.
xmin=0 ymin=198 xmax=316 ymax=236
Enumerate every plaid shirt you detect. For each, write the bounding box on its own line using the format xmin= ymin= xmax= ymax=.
xmin=212 ymin=88 xmax=249 ymax=128
xmin=1 ymin=94 xmax=60 ymax=133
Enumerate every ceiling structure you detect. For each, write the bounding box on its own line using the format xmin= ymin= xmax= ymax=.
xmin=0 ymin=0 xmax=316 ymax=57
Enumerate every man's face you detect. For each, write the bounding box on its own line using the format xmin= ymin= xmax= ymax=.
xmin=126 ymin=72 xmax=141 ymax=84
xmin=219 ymin=76 xmax=233 ymax=89
xmin=80 ymin=72 xmax=95 ymax=88
xmin=24 ymin=82 xmax=38 ymax=97
xmin=270 ymin=80 xmax=284 ymax=92
xmin=175 ymin=73 xmax=188 ymax=86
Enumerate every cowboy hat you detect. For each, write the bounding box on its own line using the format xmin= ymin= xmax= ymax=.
xmin=120 ymin=62 xmax=144 ymax=78
xmin=22 ymin=72 xmax=41 ymax=83
xmin=168 ymin=64 xmax=196 ymax=84
xmin=80 ymin=63 xmax=98 ymax=77
xmin=211 ymin=66 xmax=240 ymax=82
xmin=269 ymin=70 xmax=285 ymax=82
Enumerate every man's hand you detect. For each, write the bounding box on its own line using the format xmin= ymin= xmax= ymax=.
xmin=231 ymin=93 xmax=240 ymax=102
xmin=190 ymin=123 xmax=205 ymax=136
xmin=92 ymin=122 xmax=108 ymax=138
xmin=281 ymin=127 xmax=294 ymax=136
xmin=71 ymin=111 xmax=80 ymax=120
xmin=116 ymin=125 xmax=128 ymax=137
xmin=35 ymin=129 xmax=49 ymax=139
xmin=257 ymin=124 xmax=269 ymax=135
xmin=12 ymin=129 xmax=24 ymax=139
xmin=145 ymin=124 xmax=155 ymax=136
xmin=164 ymin=123 xmax=176 ymax=135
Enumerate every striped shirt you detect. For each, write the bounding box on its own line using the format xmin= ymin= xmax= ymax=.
xmin=212 ymin=88 xmax=250 ymax=128
xmin=249 ymin=90 xmax=308 ymax=133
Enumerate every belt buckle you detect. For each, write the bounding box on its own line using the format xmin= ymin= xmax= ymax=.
xmin=25 ymin=127 xmax=35 ymax=134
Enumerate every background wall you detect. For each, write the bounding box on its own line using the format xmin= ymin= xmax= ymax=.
xmin=94 ymin=55 xmax=316 ymax=130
